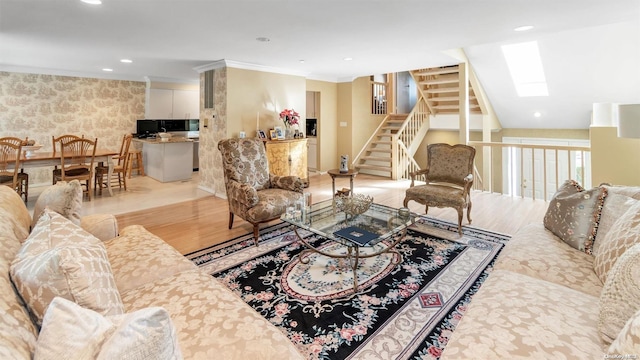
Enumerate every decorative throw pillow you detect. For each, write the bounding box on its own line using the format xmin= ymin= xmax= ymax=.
xmin=594 ymin=193 xmax=639 ymax=256
xmin=34 ymin=297 xmax=183 ymax=360
xmin=31 ymin=180 xmax=83 ymax=229
xmin=598 ymin=243 xmax=640 ymax=345
xmin=543 ymin=180 xmax=608 ymax=255
xmin=608 ymin=308 xmax=640 ymax=356
xmin=593 ymin=200 xmax=640 ymax=283
xmin=10 ymin=209 xmax=124 ymax=326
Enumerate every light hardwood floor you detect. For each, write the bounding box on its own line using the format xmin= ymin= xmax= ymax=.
xmin=27 ymin=172 xmax=550 ymax=255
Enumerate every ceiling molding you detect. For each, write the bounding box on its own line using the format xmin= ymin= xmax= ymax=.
xmin=0 ymin=65 xmax=147 ymax=82
xmin=194 ymin=59 xmax=310 ymax=78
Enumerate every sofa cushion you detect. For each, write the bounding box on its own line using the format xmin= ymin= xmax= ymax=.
xmin=598 ymin=243 xmax=640 ymax=345
xmin=10 ymin=209 xmax=124 ymax=326
xmin=543 ymin=180 xmax=607 ymax=255
xmin=607 ymin=308 xmax=640 ymax=356
xmin=103 ymin=225 xmax=196 ymax=294
xmin=120 ymin=269 xmax=303 ymax=360
xmin=34 ymin=297 xmax=182 ymax=360
xmin=594 ymin=193 xmax=639 ymax=256
xmin=31 ymin=180 xmax=83 ymax=229
xmin=440 ymin=269 xmax=603 ymax=360
xmin=593 ymin=200 xmax=640 ymax=283
xmin=493 ymin=223 xmax=602 ymax=297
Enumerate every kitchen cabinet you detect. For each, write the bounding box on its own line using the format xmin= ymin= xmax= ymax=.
xmin=306 ymin=91 xmax=319 ymax=119
xmin=307 ymin=137 xmax=317 ymax=171
xmin=147 ymin=88 xmax=199 ymax=119
xmin=265 ymin=139 xmax=308 ymax=187
xmin=137 ymin=138 xmax=194 ymax=183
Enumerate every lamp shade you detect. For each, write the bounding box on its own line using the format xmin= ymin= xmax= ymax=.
xmin=617 ymin=104 xmax=640 ymax=139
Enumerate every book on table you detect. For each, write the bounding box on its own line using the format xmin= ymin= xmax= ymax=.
xmin=333 ymin=226 xmax=379 ymax=246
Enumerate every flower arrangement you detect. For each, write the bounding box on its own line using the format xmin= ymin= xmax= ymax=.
xmin=279 ymin=109 xmax=300 ymax=128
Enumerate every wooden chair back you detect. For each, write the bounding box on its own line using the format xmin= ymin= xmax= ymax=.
xmin=0 ymin=140 xmax=22 ymax=188
xmin=60 ymin=138 xmax=97 ymax=179
xmin=52 ymin=134 xmax=84 ymax=156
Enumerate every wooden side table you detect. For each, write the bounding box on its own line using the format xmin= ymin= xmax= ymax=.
xmin=328 ymin=169 xmax=359 ymax=200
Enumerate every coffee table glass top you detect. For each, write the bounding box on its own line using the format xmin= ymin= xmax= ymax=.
xmin=281 ymin=199 xmax=414 ymax=247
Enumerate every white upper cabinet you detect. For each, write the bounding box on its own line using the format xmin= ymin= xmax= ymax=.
xmin=147 ymin=88 xmax=199 ymax=119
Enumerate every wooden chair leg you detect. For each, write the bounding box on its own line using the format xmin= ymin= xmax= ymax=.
xmin=228 ymin=212 xmax=234 ymax=229
xmin=457 ymin=208 xmax=463 ymax=235
xmin=467 ymin=201 xmax=472 ymax=224
xmin=252 ymin=224 xmax=260 ymax=247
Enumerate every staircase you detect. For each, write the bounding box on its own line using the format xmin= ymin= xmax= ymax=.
xmin=411 ymin=64 xmax=482 ymax=115
xmin=353 ymin=63 xmax=487 ymax=180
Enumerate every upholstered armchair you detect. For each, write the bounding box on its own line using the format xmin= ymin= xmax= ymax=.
xmin=218 ymin=138 xmax=304 ymax=246
xmin=403 ymin=143 xmax=476 ymax=235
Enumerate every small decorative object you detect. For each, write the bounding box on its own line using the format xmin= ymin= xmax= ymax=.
xmin=280 ymin=108 xmax=300 ymax=139
xmin=340 ymin=155 xmax=349 ymax=173
xmin=257 ymin=130 xmax=267 ymax=139
xmin=22 ymin=144 xmax=43 ymax=157
xmin=158 ymin=133 xmax=172 ymax=142
xmin=269 ymin=129 xmax=277 ymax=140
xmin=398 ymin=207 xmax=411 ymax=218
xmin=336 ymin=193 xmax=373 ymax=216
xmin=274 ymin=126 xmax=285 ymax=140
xmin=239 ymin=131 xmax=246 ymax=138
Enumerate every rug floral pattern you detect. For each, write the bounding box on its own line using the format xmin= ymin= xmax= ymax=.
xmin=188 ymin=218 xmax=508 ymax=360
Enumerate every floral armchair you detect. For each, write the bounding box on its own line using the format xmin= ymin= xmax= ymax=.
xmin=218 ymin=138 xmax=303 ymax=245
xmin=403 ymin=143 xmax=476 ymax=235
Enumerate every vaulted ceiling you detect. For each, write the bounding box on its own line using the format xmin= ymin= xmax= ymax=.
xmin=1 ymin=0 xmax=638 ymax=129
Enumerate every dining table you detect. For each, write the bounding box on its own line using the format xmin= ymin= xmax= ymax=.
xmin=12 ymin=150 xmax=120 ymax=196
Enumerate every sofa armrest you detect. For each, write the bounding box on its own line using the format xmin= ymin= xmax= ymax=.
xmin=270 ymin=174 xmax=303 ymax=193
xmin=80 ymin=214 xmax=118 ymax=241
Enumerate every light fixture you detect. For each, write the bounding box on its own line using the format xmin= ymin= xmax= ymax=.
xmin=502 ymin=41 xmax=549 ymax=97
xmin=616 ymin=104 xmax=640 ymax=139
xmin=81 ymin=0 xmax=102 ymax=4
xmin=514 ymin=25 xmax=534 ymax=32
xmin=256 ymin=37 xmax=270 ymax=42
xmin=102 ymin=68 xmax=113 ymax=72
xmin=533 ymin=111 xmax=542 ymax=118
xmin=120 ymin=59 xmax=132 ymax=63
xmin=343 ymin=57 xmax=353 ymax=61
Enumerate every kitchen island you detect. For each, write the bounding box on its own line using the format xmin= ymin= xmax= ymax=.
xmin=134 ymin=137 xmax=194 ymax=183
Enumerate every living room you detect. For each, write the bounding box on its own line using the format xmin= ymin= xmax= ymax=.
xmin=1 ymin=1 xmax=640 ymax=359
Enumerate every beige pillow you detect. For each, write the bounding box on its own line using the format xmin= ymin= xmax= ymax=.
xmin=10 ymin=209 xmax=124 ymax=326
xmin=543 ymin=180 xmax=608 ymax=254
xmin=608 ymin=308 xmax=640 ymax=356
xmin=31 ymin=180 xmax=83 ymax=229
xmin=599 ymin=243 xmax=640 ymax=345
xmin=594 ymin=193 xmax=639 ymax=256
xmin=593 ymin=200 xmax=640 ymax=283
xmin=34 ymin=297 xmax=183 ymax=360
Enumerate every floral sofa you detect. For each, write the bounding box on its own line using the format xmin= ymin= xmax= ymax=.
xmin=0 ymin=181 xmax=303 ymax=359
xmin=442 ymin=182 xmax=640 ymax=359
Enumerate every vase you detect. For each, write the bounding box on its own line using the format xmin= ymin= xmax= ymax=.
xmin=285 ymin=127 xmax=293 ymax=139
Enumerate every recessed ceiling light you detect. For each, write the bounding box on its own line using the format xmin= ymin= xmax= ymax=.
xmin=120 ymin=59 xmax=132 ymax=63
xmin=533 ymin=111 xmax=542 ymax=118
xmin=81 ymin=0 xmax=102 ymax=4
xmin=299 ymin=60 xmax=305 ymax=64
xmin=256 ymin=37 xmax=270 ymax=42
xmin=102 ymin=68 xmax=113 ymax=72
xmin=343 ymin=57 xmax=353 ymax=61
xmin=514 ymin=25 xmax=534 ymax=32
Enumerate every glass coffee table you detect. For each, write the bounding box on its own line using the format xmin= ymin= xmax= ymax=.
xmin=281 ymin=199 xmax=416 ymax=291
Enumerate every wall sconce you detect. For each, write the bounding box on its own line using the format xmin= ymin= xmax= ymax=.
xmin=616 ymin=104 xmax=640 ymax=139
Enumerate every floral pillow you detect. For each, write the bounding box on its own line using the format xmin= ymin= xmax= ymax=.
xmin=543 ymin=180 xmax=608 ymax=255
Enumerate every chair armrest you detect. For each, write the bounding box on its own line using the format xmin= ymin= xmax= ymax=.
xmin=226 ymin=180 xmax=260 ymax=207
xmin=80 ymin=214 xmax=119 ymax=241
xmin=270 ymin=174 xmax=304 ymax=193
xmin=464 ymin=174 xmax=473 ymax=183
xmin=409 ymin=169 xmax=429 ymax=187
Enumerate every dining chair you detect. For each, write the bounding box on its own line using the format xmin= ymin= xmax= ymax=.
xmin=54 ymin=138 xmax=97 ymax=201
xmin=95 ymin=134 xmax=132 ymax=195
xmin=403 ymin=143 xmax=476 ymax=235
xmin=0 ymin=137 xmax=29 ymax=202
xmin=0 ymin=139 xmax=26 ymax=202
xmin=52 ymin=134 xmax=84 ymax=185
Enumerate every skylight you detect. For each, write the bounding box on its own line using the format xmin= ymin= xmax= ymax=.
xmin=501 ymin=41 xmax=549 ymax=97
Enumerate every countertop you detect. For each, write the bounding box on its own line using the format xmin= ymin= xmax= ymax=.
xmin=133 ymin=137 xmax=194 ymax=144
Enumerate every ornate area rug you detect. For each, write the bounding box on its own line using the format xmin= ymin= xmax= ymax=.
xmin=186 ymin=216 xmax=509 ymax=360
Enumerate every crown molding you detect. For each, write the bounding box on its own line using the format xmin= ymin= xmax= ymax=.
xmin=0 ymin=65 xmax=148 ymax=82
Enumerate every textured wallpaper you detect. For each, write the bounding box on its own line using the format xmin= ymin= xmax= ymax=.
xmin=0 ymin=72 xmax=146 ymax=185
xmin=198 ymin=68 xmax=227 ymax=197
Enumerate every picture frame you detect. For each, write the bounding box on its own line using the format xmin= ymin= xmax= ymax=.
xmin=269 ymin=129 xmax=277 ymax=140
xmin=258 ymin=130 xmax=267 ymax=139
xmin=274 ymin=126 xmax=285 ymax=140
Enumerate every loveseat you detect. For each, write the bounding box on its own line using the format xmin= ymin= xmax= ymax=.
xmin=0 ymin=181 xmax=303 ymax=359
xmin=442 ymin=182 xmax=640 ymax=359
